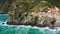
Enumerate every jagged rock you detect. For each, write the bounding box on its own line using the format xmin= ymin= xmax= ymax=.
xmin=7 ymin=12 xmax=56 ymax=27
xmin=36 ymin=16 xmax=55 ymax=27
xmin=7 ymin=17 xmax=20 ymax=25
xmin=19 ymin=15 xmax=36 ymax=26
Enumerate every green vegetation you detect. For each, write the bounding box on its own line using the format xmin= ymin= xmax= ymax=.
xmin=0 ymin=0 xmax=60 ymax=13
xmin=0 ymin=0 xmax=60 ymax=26
xmin=0 ymin=0 xmax=9 ymax=13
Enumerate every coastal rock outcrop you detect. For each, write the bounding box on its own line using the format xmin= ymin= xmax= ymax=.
xmin=7 ymin=13 xmax=56 ymax=27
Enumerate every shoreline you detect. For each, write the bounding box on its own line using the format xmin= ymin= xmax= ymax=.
xmin=6 ymin=22 xmax=55 ymax=29
xmin=0 ymin=23 xmax=59 ymax=30
xmin=1 ymin=22 xmax=60 ymax=29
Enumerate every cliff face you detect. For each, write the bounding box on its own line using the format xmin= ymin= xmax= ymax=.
xmin=7 ymin=12 xmax=56 ymax=27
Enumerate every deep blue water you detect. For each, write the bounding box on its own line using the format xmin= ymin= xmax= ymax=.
xmin=0 ymin=14 xmax=60 ymax=34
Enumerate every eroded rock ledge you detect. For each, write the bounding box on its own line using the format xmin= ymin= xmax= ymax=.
xmin=7 ymin=14 xmax=56 ymax=28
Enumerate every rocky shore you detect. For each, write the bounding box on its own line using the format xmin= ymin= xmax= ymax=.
xmin=7 ymin=12 xmax=58 ymax=28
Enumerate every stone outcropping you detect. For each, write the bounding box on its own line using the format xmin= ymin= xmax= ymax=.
xmin=7 ymin=13 xmax=56 ymax=27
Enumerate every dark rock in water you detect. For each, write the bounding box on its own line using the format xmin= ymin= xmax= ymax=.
xmin=2 ymin=23 xmax=5 ymax=24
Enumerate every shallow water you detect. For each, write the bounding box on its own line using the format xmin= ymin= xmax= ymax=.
xmin=0 ymin=25 xmax=60 ymax=34
xmin=0 ymin=14 xmax=9 ymax=23
xmin=0 ymin=14 xmax=60 ymax=34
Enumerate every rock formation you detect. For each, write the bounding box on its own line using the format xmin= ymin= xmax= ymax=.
xmin=7 ymin=12 xmax=56 ymax=28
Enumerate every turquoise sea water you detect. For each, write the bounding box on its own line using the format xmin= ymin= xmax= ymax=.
xmin=0 ymin=14 xmax=9 ymax=23
xmin=0 ymin=14 xmax=60 ymax=34
xmin=0 ymin=25 xmax=60 ymax=34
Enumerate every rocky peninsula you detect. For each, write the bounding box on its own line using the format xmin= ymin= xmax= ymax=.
xmin=7 ymin=11 xmax=59 ymax=28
